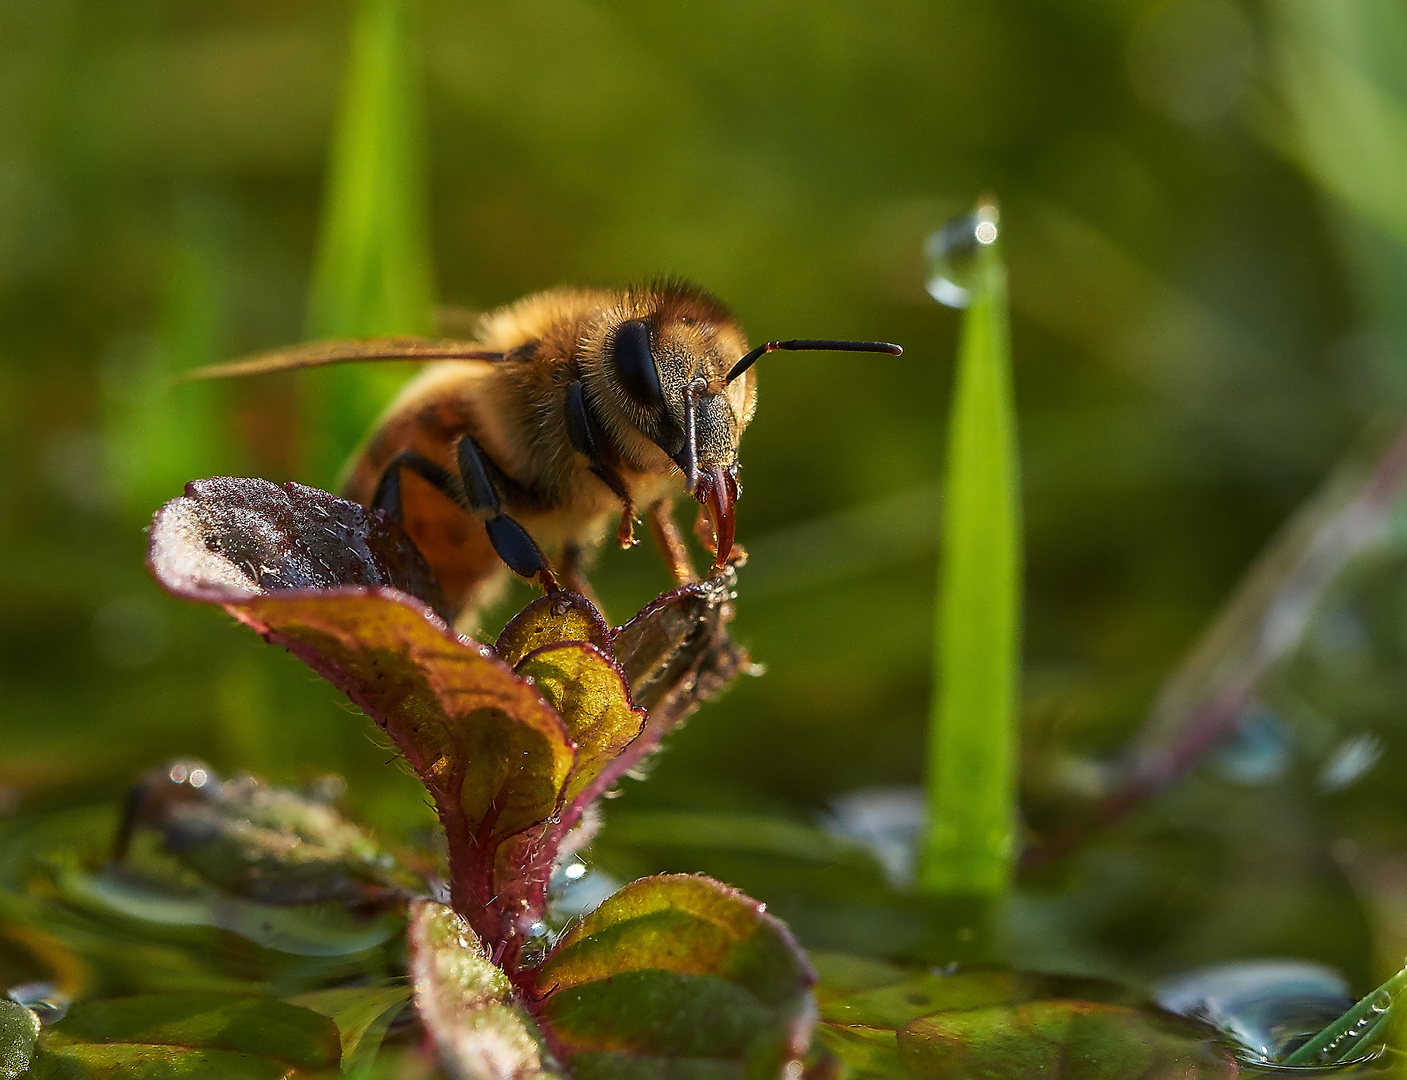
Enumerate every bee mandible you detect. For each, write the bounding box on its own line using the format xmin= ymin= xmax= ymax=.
xmin=195 ymin=281 xmax=901 ymax=629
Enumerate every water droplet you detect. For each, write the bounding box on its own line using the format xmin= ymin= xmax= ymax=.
xmin=924 ymin=202 xmax=1000 ymax=308
xmin=1371 ymin=990 xmax=1392 ymax=1013
xmin=7 ymin=981 xmax=69 ymax=1024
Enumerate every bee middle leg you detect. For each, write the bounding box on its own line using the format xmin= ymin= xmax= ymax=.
xmin=372 ymin=443 xmax=557 ymax=592
xmin=453 ymin=434 xmax=557 ymax=590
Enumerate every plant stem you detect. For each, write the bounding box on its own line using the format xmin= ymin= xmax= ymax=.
xmin=305 ymin=0 xmax=435 ymax=485
xmin=919 ymin=202 xmax=1022 ymax=903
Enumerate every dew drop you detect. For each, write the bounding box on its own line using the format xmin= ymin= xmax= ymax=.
xmin=924 ymin=202 xmax=1000 ymax=309
xmin=1371 ymin=989 xmax=1392 ymax=1013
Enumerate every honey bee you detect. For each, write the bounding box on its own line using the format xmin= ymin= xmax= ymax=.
xmin=196 ymin=281 xmax=900 ymax=628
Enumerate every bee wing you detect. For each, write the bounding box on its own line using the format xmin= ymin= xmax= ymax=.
xmin=180 ymin=337 xmax=505 ymax=381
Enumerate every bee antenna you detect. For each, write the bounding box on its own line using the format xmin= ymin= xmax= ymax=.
xmin=726 ymin=339 xmax=903 ymax=384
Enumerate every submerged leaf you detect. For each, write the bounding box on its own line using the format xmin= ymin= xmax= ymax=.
xmin=813 ymin=957 xmax=1220 ymax=1080
xmin=899 ymin=1000 xmax=1235 ymax=1080
xmin=530 ymin=874 xmax=816 ymax=1079
xmin=409 ymin=900 xmax=561 ymax=1080
xmin=117 ymin=761 xmax=415 ymax=907
xmin=29 ymin=994 xmax=341 ymax=1079
xmin=289 ymin=984 xmax=411 ymax=1071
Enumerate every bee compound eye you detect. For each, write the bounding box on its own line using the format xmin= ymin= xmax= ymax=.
xmin=610 ymin=319 xmax=665 ymax=413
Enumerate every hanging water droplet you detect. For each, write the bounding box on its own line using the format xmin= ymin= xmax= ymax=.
xmin=1371 ymin=989 xmax=1392 ymax=1014
xmin=924 ymin=202 xmax=1000 ymax=308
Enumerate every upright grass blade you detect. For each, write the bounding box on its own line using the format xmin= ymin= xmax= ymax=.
xmin=305 ymin=0 xmax=435 ymax=486
xmin=106 ymin=197 xmax=231 ymax=519
xmin=919 ymin=202 xmax=1022 ymax=903
xmin=1263 ymin=2 xmax=1407 ymax=405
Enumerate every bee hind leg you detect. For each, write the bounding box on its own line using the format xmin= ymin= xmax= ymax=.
xmin=454 ymin=435 xmax=557 ymax=592
xmin=372 ymin=450 xmax=458 ymax=522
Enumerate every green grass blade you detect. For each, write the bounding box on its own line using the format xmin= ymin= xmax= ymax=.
xmin=305 ymin=0 xmax=435 ymax=485
xmin=919 ymin=202 xmax=1022 ymax=901
xmin=1264 ymin=2 xmax=1407 ymax=403
xmin=105 ymin=198 xmax=233 ymax=519
xmin=1282 ymin=962 xmax=1405 ymax=1067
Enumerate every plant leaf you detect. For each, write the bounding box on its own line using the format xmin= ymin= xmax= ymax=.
xmin=613 ymin=575 xmax=750 ymax=721
xmin=922 ymin=201 xmax=1022 ymax=903
xmin=118 ymin=761 xmax=417 ymax=907
xmin=148 ymin=480 xmax=758 ymax=962
xmin=0 ymin=1000 xmax=40 ymax=1080
xmin=409 ymin=900 xmax=562 ymax=1080
xmin=149 ymin=477 xmax=576 ymax=948
xmin=812 ymin=957 xmax=1213 ymax=1080
xmin=30 ymin=994 xmax=341 ymax=1080
xmin=516 ymin=644 xmax=646 ymax=805
xmin=530 ymin=874 xmax=816 ymax=1079
xmin=496 ymin=592 xmax=613 ymax=668
xmin=286 ymin=984 xmax=411 ymax=1071
xmin=898 ymin=1000 xmax=1236 ymax=1080
xmin=305 ymin=0 xmax=436 ymax=485
xmin=148 ymin=476 xmax=451 ymax=618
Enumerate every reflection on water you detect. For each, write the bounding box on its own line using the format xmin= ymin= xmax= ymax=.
xmin=1157 ymin=960 xmax=1352 ymax=1063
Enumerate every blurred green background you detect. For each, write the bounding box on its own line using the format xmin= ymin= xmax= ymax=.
xmin=5 ymin=0 xmax=1407 ymax=981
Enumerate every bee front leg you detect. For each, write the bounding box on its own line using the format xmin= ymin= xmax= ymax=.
xmin=564 ymin=380 xmax=636 ymax=547
xmin=454 ymin=434 xmax=557 ymax=592
xmin=647 ymin=500 xmax=697 ymax=585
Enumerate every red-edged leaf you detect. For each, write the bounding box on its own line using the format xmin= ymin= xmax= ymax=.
xmin=148 ymin=477 xmax=451 ymax=618
xmin=530 ymin=874 xmax=816 ymax=1079
xmin=148 ymin=479 xmax=574 ymax=950
xmin=147 ymin=479 xmax=755 ymax=967
xmin=612 ymin=573 xmax=749 ymax=720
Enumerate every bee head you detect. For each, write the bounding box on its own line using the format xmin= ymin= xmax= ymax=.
xmin=585 ymin=284 xmax=757 ymax=494
xmin=579 ymin=281 xmax=899 ymax=568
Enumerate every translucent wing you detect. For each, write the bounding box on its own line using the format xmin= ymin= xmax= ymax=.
xmin=181 ymin=337 xmax=506 ymax=381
